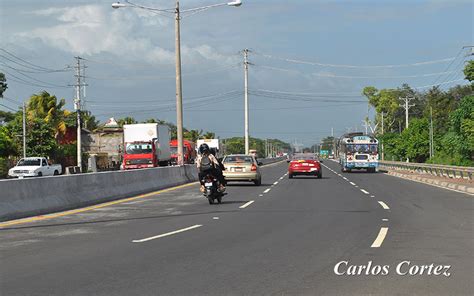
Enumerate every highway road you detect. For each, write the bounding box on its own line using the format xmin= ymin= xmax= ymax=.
xmin=1 ymin=160 xmax=472 ymax=295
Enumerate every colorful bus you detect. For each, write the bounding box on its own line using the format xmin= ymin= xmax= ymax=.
xmin=337 ymin=133 xmax=378 ymax=173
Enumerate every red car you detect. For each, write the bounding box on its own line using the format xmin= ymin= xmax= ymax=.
xmin=288 ymin=153 xmax=322 ymax=179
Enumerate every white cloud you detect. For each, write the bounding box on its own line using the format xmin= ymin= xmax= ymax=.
xmin=19 ymin=4 xmax=236 ymax=66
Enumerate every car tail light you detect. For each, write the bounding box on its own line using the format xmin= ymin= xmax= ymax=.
xmin=251 ymin=164 xmax=257 ymax=171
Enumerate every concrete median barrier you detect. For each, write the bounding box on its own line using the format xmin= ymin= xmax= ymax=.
xmin=0 ymin=165 xmax=198 ymax=222
xmin=0 ymin=157 xmax=285 ymax=222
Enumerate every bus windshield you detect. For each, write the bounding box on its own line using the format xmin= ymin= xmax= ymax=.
xmin=126 ymin=143 xmax=153 ymax=154
xmin=346 ymin=144 xmax=378 ymax=153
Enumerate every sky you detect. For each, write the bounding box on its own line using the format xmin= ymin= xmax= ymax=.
xmin=0 ymin=0 xmax=472 ymax=146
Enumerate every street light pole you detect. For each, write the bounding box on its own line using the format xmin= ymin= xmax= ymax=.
xmin=175 ymin=0 xmax=184 ymax=166
xmin=111 ymin=1 xmax=241 ymax=165
xmin=243 ymin=48 xmax=249 ymax=155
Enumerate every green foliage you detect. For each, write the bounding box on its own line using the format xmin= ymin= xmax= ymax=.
xmin=25 ymin=118 xmax=59 ymax=157
xmin=0 ymin=72 xmax=7 ymax=98
xmin=464 ymin=60 xmax=474 ymax=82
xmin=397 ymin=118 xmax=430 ymax=163
xmin=0 ymin=126 xmax=15 ymax=157
xmin=224 ymin=137 xmax=290 ymax=158
xmin=202 ymin=132 xmax=215 ymax=139
xmin=27 ymin=91 xmax=70 ymax=136
xmin=0 ymin=110 xmax=16 ymax=123
xmin=366 ymin=82 xmax=473 ymax=166
xmin=117 ymin=117 xmax=137 ymax=127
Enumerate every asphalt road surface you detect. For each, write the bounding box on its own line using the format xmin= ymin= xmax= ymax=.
xmin=1 ymin=160 xmax=472 ymax=295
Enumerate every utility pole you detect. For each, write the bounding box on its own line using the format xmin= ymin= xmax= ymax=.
xmin=74 ymin=56 xmax=83 ymax=171
xmin=381 ymin=112 xmax=385 ymax=161
xmin=22 ymin=102 xmax=26 ymax=158
xmin=399 ymin=96 xmax=415 ymax=129
xmin=243 ymin=48 xmax=250 ymax=155
xmin=430 ymin=106 xmax=434 ymax=158
xmin=175 ymin=0 xmax=184 ymax=165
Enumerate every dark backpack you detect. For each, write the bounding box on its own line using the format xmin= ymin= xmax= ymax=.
xmin=200 ymin=155 xmax=213 ymax=171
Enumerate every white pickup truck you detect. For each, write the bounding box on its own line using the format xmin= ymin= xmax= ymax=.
xmin=8 ymin=157 xmax=62 ymax=178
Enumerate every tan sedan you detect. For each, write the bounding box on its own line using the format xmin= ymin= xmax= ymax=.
xmin=223 ymin=154 xmax=262 ymax=186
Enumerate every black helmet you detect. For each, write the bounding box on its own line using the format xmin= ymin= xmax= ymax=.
xmin=199 ymin=143 xmax=210 ymax=154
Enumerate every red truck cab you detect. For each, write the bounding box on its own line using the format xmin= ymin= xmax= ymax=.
xmin=123 ymin=141 xmax=157 ymax=169
xmin=170 ymin=140 xmax=196 ymax=164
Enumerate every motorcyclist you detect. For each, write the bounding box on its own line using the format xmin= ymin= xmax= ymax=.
xmin=196 ymin=143 xmax=226 ymax=193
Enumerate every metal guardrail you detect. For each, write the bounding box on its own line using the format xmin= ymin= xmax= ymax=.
xmin=379 ymin=161 xmax=473 ymax=180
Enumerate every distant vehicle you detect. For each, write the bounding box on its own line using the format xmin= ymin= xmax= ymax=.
xmin=222 ymin=154 xmax=262 ymax=185
xmin=337 ymin=132 xmax=378 ymax=173
xmin=328 ymin=154 xmax=335 ymax=159
xmin=288 ymin=153 xmax=322 ymax=179
xmin=122 ymin=123 xmax=171 ymax=170
xmin=197 ymin=139 xmax=225 ymax=159
xmin=170 ymin=139 xmax=196 ymax=164
xmin=8 ymin=157 xmax=62 ymax=178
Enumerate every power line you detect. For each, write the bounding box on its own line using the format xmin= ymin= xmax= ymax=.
xmin=0 ymin=67 xmax=70 ymax=88
xmin=0 ymin=48 xmax=70 ymax=72
xmin=431 ymin=47 xmax=465 ymax=86
xmin=254 ymin=64 xmax=456 ymax=79
xmin=254 ymin=51 xmax=457 ymax=69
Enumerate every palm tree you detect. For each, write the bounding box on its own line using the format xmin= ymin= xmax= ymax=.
xmin=202 ymin=131 xmax=215 ymax=139
xmin=184 ymin=129 xmax=203 ymax=142
xmin=27 ymin=91 xmax=70 ymax=136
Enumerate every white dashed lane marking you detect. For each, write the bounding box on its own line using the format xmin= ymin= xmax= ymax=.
xmin=360 ymin=189 xmax=370 ymax=195
xmin=378 ymin=201 xmax=390 ymax=210
xmin=263 ymin=188 xmax=271 ymax=194
xmin=371 ymin=227 xmax=389 ymax=248
xmin=349 ymin=182 xmax=356 ymax=186
xmin=132 ymin=225 xmax=203 ymax=243
xmin=239 ymin=200 xmax=255 ymax=209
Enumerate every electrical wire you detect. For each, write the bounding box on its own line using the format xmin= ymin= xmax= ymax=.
xmin=431 ymin=47 xmax=465 ymax=86
xmin=0 ymin=48 xmax=70 ymax=72
xmin=0 ymin=67 xmax=70 ymax=88
xmin=86 ymin=63 xmax=239 ymax=81
xmin=254 ymin=51 xmax=458 ymax=69
xmin=255 ymin=64 xmax=456 ymax=79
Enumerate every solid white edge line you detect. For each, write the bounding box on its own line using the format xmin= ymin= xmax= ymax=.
xmin=371 ymin=227 xmax=389 ymax=248
xmin=132 ymin=224 xmax=203 ymax=243
xmin=360 ymin=189 xmax=370 ymax=194
xmin=239 ymin=200 xmax=255 ymax=209
xmin=263 ymin=188 xmax=271 ymax=193
xmin=378 ymin=201 xmax=390 ymax=210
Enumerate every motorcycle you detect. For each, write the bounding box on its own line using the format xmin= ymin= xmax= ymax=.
xmin=202 ymin=174 xmax=224 ymax=204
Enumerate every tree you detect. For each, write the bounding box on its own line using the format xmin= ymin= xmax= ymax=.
xmin=25 ymin=118 xmax=59 ymax=158
xmin=0 ymin=126 xmax=14 ymax=157
xmin=184 ymin=129 xmax=203 ymax=142
xmin=202 ymin=132 xmax=215 ymax=139
xmin=0 ymin=110 xmax=16 ymax=123
xmin=27 ymin=91 xmax=70 ymax=136
xmin=464 ymin=60 xmax=474 ymax=82
xmin=117 ymin=117 xmax=137 ymax=127
xmin=397 ymin=118 xmax=430 ymax=163
xmin=0 ymin=73 xmax=7 ymax=98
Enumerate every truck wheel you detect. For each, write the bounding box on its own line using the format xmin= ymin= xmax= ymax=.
xmin=54 ymin=170 xmax=59 ymax=175
xmin=37 ymin=172 xmax=42 ymax=177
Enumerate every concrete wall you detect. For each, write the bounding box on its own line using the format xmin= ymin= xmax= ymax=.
xmin=0 ymin=165 xmax=197 ymax=222
xmin=0 ymin=157 xmax=285 ymax=222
